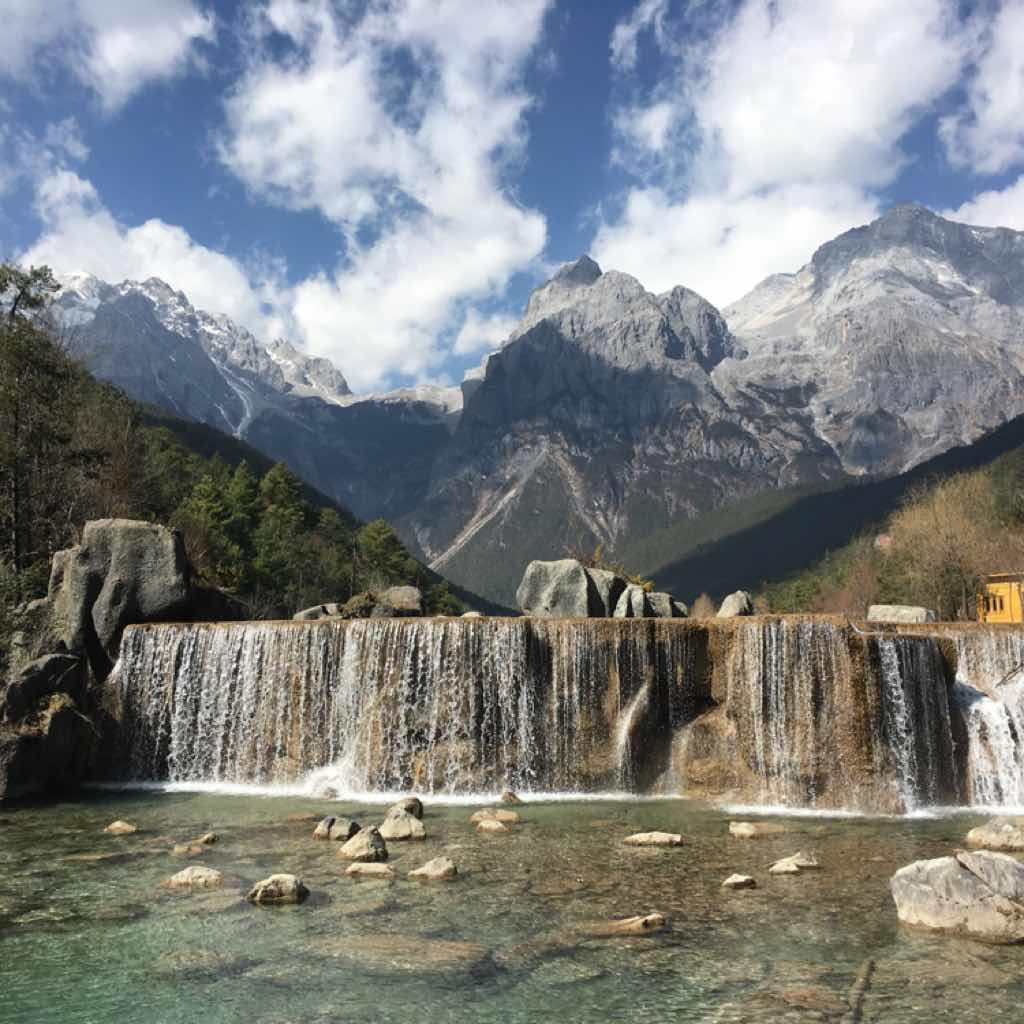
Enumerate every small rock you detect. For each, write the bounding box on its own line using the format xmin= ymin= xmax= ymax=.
xmin=172 ymin=843 xmax=205 ymax=858
xmin=345 ymin=862 xmax=396 ymax=880
xmin=722 ymin=874 xmax=757 ymax=890
xmin=379 ymin=809 xmax=426 ymax=841
xmin=583 ymin=913 xmax=669 ymax=937
xmin=470 ymin=808 xmax=520 ymax=824
xmin=194 ymin=832 xmax=218 ymax=845
xmin=329 ymin=818 xmax=360 ymax=842
xmin=104 ymin=820 xmax=137 ymax=835
xmin=338 ymin=826 xmax=388 ymax=862
xmin=623 ymin=832 xmax=683 ymax=847
xmin=500 ymin=790 xmax=523 ymax=805
xmin=476 ymin=818 xmax=511 ymax=835
xmin=729 ymin=821 xmax=787 ymax=839
xmin=313 ymin=816 xmax=335 ymax=840
xmin=769 ymin=851 xmax=820 ymax=875
xmin=167 ymin=866 xmax=224 ymax=890
xmin=966 ymin=817 xmax=1024 ymax=851
xmin=387 ymin=796 xmax=424 ymax=820
xmin=409 ymin=856 xmax=458 ymax=882
xmin=247 ymin=873 xmax=309 ymax=905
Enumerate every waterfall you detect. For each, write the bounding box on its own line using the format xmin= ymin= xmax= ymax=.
xmin=952 ymin=631 xmax=1024 ymax=808
xmin=877 ymin=636 xmax=958 ymax=810
xmin=111 ymin=618 xmax=705 ymax=796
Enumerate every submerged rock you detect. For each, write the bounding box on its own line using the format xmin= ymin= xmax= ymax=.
xmin=338 ymin=826 xmax=388 ymax=862
xmin=476 ymin=818 xmax=511 ymax=835
xmin=316 ymin=934 xmax=492 ymax=974
xmin=247 ymin=874 xmax=309 ymax=905
xmin=409 ymin=856 xmax=458 ymax=882
xmin=769 ymin=852 xmax=820 ymax=875
xmin=104 ymin=820 xmax=138 ymax=835
xmin=966 ymin=818 xmax=1024 ymax=851
xmin=890 ymin=850 xmax=1024 ymax=943
xmin=378 ymin=809 xmax=425 ymax=841
xmin=623 ymin=831 xmax=683 ymax=847
xmin=717 ymin=591 xmax=754 ymax=617
xmin=470 ymin=808 xmax=520 ymax=824
xmin=729 ymin=821 xmax=788 ymax=839
xmin=167 ymin=865 xmax=224 ymax=890
xmin=387 ymin=796 xmax=424 ymax=820
xmin=172 ymin=843 xmax=205 ymax=858
xmin=582 ymin=912 xmax=669 ymax=937
xmin=345 ymin=862 xmax=395 ymax=880
xmin=722 ymin=873 xmax=758 ymax=890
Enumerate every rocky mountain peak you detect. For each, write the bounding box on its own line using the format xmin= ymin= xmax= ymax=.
xmin=516 ymin=254 xmax=604 ymax=336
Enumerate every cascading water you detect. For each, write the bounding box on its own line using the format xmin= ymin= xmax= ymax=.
xmin=952 ymin=631 xmax=1024 ymax=808
xmin=111 ymin=617 xmax=705 ymax=796
xmin=876 ymin=636 xmax=957 ymax=810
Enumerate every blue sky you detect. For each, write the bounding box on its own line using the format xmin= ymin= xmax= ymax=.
xmin=2 ymin=0 xmax=1024 ymax=393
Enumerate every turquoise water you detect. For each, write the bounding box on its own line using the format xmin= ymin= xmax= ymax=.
xmin=1 ymin=791 xmax=1021 ymax=1023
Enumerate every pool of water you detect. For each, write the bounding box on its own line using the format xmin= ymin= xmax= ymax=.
xmin=0 ymin=792 xmax=1021 ymax=1023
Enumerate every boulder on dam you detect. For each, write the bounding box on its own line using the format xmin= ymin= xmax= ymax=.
xmin=867 ymin=604 xmax=936 ymax=624
xmin=717 ymin=591 xmax=754 ymax=618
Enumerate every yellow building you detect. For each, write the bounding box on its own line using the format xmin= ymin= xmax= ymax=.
xmin=978 ymin=572 xmax=1024 ymax=624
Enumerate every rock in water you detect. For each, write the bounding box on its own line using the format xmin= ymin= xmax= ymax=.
xmin=378 ymin=810 xmax=425 ymax=841
xmin=409 ymin=856 xmax=458 ymax=882
xmin=312 ymin=816 xmax=334 ymax=840
xmin=717 ymin=591 xmax=754 ymax=617
xmin=623 ymin=832 xmax=684 ymax=847
xmin=729 ymin=821 xmax=788 ymax=838
xmin=889 ymin=851 xmax=1024 ymax=943
xmin=500 ymin=790 xmax=523 ymax=805
xmin=338 ymin=826 xmax=388 ymax=862
xmin=345 ymin=863 xmax=395 ymax=880
xmin=167 ymin=866 xmax=224 ymax=890
xmin=476 ymin=819 xmax=511 ymax=835
xmin=966 ymin=818 xmax=1024 ymax=851
xmin=769 ymin=852 xmax=820 ymax=875
xmin=867 ymin=604 xmax=936 ymax=624
xmin=722 ymin=874 xmax=757 ymax=890
xmin=104 ymin=820 xmax=138 ymax=835
xmin=470 ymin=808 xmax=520 ymax=824
xmin=247 ymin=874 xmax=309 ymax=905
xmin=583 ymin=913 xmax=669 ymax=937
xmin=516 ymin=559 xmax=600 ymax=618
xmin=329 ymin=818 xmax=361 ymax=842
xmin=387 ymin=796 xmax=424 ymax=820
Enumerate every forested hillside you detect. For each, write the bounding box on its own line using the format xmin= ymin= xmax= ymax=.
xmin=760 ymin=447 xmax=1024 ymax=620
xmin=0 ymin=264 xmax=464 ymax=640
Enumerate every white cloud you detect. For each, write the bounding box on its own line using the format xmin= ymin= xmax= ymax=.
xmin=943 ymin=175 xmax=1024 ymax=230
xmin=0 ymin=0 xmax=214 ymax=110
xmin=610 ymin=0 xmax=669 ymax=72
xmin=940 ymin=0 xmax=1024 ymax=175
xmin=0 ymin=117 xmax=89 ymax=198
xmin=21 ymin=168 xmax=290 ymax=339
xmin=452 ymin=308 xmax=517 ymax=356
xmin=217 ymin=0 xmax=550 ymax=391
xmin=596 ymin=0 xmax=972 ymax=306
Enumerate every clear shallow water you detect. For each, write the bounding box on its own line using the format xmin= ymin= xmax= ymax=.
xmin=1 ymin=793 xmax=1022 ymax=1024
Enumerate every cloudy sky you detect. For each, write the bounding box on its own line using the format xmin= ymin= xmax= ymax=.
xmin=2 ymin=0 xmax=1023 ymax=392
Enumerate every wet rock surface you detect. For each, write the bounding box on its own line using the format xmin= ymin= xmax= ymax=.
xmin=965 ymin=817 xmax=1024 ymax=851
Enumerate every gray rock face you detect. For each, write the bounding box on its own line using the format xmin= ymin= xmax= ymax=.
xmin=42 ymin=519 xmax=192 ymax=678
xmin=517 ymin=560 xmax=600 ymax=618
xmin=0 ymin=696 xmax=94 ymax=801
xmin=376 ymin=586 xmax=423 ymax=617
xmin=647 ymin=592 xmax=686 ymax=618
xmin=966 ymin=818 xmax=1024 ymax=851
xmin=2 ymin=654 xmax=84 ymax=721
xmin=717 ymin=591 xmax=754 ymax=618
xmin=867 ymin=604 xmax=937 ymax=624
xmin=587 ymin=569 xmax=628 ymax=617
xmin=890 ymin=851 xmax=1024 ymax=943
xmin=613 ymin=585 xmax=652 ymax=619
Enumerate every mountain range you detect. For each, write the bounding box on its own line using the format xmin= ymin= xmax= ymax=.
xmin=52 ymin=204 xmax=1024 ymax=606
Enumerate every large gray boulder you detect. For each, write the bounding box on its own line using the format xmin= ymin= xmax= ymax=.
xmin=613 ymin=584 xmax=652 ymax=619
xmin=889 ymin=851 xmax=1024 ymax=943
xmin=586 ymin=569 xmax=628 ymax=617
xmin=376 ymin=586 xmax=423 ymax=617
xmin=647 ymin=592 xmax=687 ymax=618
xmin=516 ymin=559 xmax=601 ymax=618
xmin=867 ymin=604 xmax=936 ymax=624
xmin=41 ymin=519 xmax=192 ymax=678
xmin=966 ymin=818 xmax=1024 ymax=852
xmin=717 ymin=591 xmax=754 ymax=618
